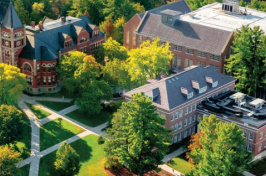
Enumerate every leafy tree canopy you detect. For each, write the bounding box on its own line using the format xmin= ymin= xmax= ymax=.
xmin=105 ymin=93 xmax=171 ymax=175
xmin=127 ymin=38 xmax=173 ymax=86
xmin=54 ymin=142 xmax=80 ymax=176
xmin=0 ymin=145 xmax=21 ymax=176
xmin=0 ymin=63 xmax=27 ymax=106
xmin=225 ymin=25 xmax=266 ymax=96
xmin=188 ymin=115 xmax=252 ymax=176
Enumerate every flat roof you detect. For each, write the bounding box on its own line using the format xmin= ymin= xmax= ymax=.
xmin=180 ymin=2 xmax=266 ymax=32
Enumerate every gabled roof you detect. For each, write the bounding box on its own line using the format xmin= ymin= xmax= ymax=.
xmin=124 ymin=66 xmax=236 ymax=110
xmin=40 ymin=46 xmax=57 ymax=61
xmin=1 ymin=2 xmax=23 ymax=29
xmin=137 ymin=13 xmax=232 ymax=55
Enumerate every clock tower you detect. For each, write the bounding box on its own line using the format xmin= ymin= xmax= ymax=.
xmin=0 ymin=1 xmax=26 ymax=66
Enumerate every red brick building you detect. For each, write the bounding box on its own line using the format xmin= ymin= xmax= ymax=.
xmin=0 ymin=2 xmax=105 ymax=94
xmin=124 ymin=0 xmax=266 ymax=73
xmin=124 ymin=66 xmax=266 ymax=157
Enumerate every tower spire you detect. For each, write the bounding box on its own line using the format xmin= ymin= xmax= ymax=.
xmin=1 ymin=1 xmax=23 ymax=29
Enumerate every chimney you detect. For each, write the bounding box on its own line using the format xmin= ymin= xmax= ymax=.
xmin=31 ymin=21 xmax=35 ymax=28
xmin=38 ymin=23 xmax=43 ymax=31
xmin=61 ymin=17 xmax=66 ymax=23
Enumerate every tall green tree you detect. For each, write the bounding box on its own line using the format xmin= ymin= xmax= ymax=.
xmin=14 ymin=0 xmax=30 ymax=24
xmin=225 ymin=25 xmax=266 ymax=96
xmin=0 ymin=63 xmax=27 ymax=106
xmin=0 ymin=145 xmax=21 ymax=176
xmin=127 ymin=38 xmax=173 ymax=86
xmin=105 ymin=93 xmax=171 ymax=175
xmin=0 ymin=105 xmax=23 ymax=145
xmin=54 ymin=142 xmax=80 ymax=176
xmin=188 ymin=115 xmax=251 ymax=176
xmin=133 ymin=0 xmax=162 ymax=10
xmin=186 ymin=0 xmax=222 ymax=10
xmin=31 ymin=2 xmax=45 ymax=23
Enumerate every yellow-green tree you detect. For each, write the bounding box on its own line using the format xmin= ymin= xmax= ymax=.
xmin=0 ymin=63 xmax=27 ymax=105
xmin=127 ymin=38 xmax=173 ymax=86
xmin=0 ymin=145 xmax=21 ymax=176
xmin=31 ymin=2 xmax=45 ymax=23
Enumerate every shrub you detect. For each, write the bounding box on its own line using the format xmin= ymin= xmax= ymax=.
xmin=97 ymin=135 xmax=105 ymax=145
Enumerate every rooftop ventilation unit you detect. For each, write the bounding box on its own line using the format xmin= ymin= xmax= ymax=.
xmin=222 ymin=0 xmax=240 ymax=14
xmin=249 ymin=99 xmax=265 ymax=109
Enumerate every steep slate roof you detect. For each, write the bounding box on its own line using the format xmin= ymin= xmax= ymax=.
xmin=124 ymin=66 xmax=236 ymax=111
xmin=20 ymin=16 xmax=104 ymax=61
xmin=1 ymin=2 xmax=23 ymax=30
xmin=139 ymin=0 xmax=191 ymax=18
xmin=137 ymin=13 xmax=232 ymax=55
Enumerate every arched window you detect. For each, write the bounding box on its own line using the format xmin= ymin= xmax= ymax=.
xmin=23 ymin=63 xmax=32 ymax=72
xmin=80 ymin=37 xmax=87 ymax=43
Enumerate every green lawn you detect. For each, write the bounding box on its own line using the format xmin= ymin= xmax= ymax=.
xmin=66 ymin=109 xmax=112 ymax=127
xmin=16 ymin=164 xmax=30 ymax=176
xmin=248 ymin=158 xmax=266 ymax=176
xmin=25 ymin=102 xmax=51 ymax=119
xmin=40 ymin=118 xmax=85 ymax=151
xmin=37 ymin=101 xmax=74 ymax=111
xmin=39 ymin=135 xmax=106 ymax=176
xmin=16 ymin=112 xmax=31 ymax=159
xmin=168 ymin=153 xmax=194 ymax=174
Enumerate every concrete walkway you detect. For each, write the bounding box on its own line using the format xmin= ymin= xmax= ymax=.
xmin=159 ymin=164 xmax=184 ymax=176
xmin=18 ymin=94 xmax=107 ymax=176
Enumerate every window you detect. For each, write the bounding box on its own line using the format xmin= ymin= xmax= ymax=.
xmin=249 ymin=133 xmax=254 ymax=141
xmin=184 ymin=130 xmax=187 ymax=138
xmin=210 ymin=54 xmax=220 ymax=61
xmin=174 ymin=135 xmax=177 ymax=143
xmin=184 ymin=58 xmax=188 ymax=68
xmin=258 ymin=143 xmax=262 ymax=152
xmin=185 ymin=48 xmax=194 ymax=55
xmin=80 ymin=37 xmax=87 ymax=43
xmin=65 ymin=41 xmax=72 ymax=48
xmin=23 ymin=63 xmax=32 ymax=72
xmin=175 ymin=112 xmax=179 ymax=119
xmin=179 ymin=110 xmax=183 ymax=118
xmin=260 ymin=132 xmax=263 ymax=140
xmin=189 ymin=106 xmax=192 ymax=113
xmin=193 ymin=104 xmax=196 ymax=111
xmin=48 ymin=66 xmax=51 ymax=72
xmin=184 ymin=119 xmax=187 ymax=126
xmin=37 ymin=64 xmax=40 ymax=72
xmin=199 ymin=86 xmax=207 ymax=94
xmin=247 ymin=144 xmax=253 ymax=152
xmin=42 ymin=66 xmax=46 ymax=72
xmin=171 ymin=114 xmax=174 ymax=121
xmin=197 ymin=51 xmax=206 ymax=58
xmin=189 ymin=59 xmax=193 ymax=66
xmin=173 ymin=45 xmax=182 ymax=52
xmin=189 ymin=116 xmax=192 ymax=124
xmin=188 ymin=128 xmax=192 ymax=135
xmin=172 ymin=55 xmax=177 ymax=68
xmin=53 ymin=76 xmax=56 ymax=84
xmin=43 ymin=76 xmax=46 ymax=83
xmin=171 ymin=125 xmax=174 ymax=130
xmin=4 ymin=50 xmax=10 ymax=57
xmin=193 ymin=115 xmax=196 ymax=122
xmin=37 ymin=78 xmax=41 ymax=86
xmin=162 ymin=15 xmax=173 ymax=24
xmin=185 ymin=107 xmax=188 ymax=115
xmin=48 ymin=76 xmax=51 ymax=85
xmin=93 ymin=30 xmax=100 ymax=38
xmin=126 ymin=31 xmax=129 ymax=44
xmin=26 ymin=76 xmax=32 ymax=85
xmin=187 ymin=92 xmax=193 ymax=99
xmin=81 ymin=47 xmax=87 ymax=53
xmin=178 ymin=133 xmax=181 ymax=141
xmin=179 ymin=121 xmax=182 ymax=129
xmin=177 ymin=56 xmax=181 ymax=67
xmin=174 ymin=123 xmax=178 ymax=131
xmin=139 ymin=35 xmax=143 ymax=42
xmin=192 ymin=126 xmax=195 ymax=133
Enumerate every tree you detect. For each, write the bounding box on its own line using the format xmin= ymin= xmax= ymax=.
xmin=0 ymin=63 xmax=27 ymax=106
xmin=188 ymin=115 xmax=251 ymax=176
xmin=225 ymin=25 xmax=266 ymax=96
xmin=105 ymin=93 xmax=171 ymax=175
xmin=102 ymin=58 xmax=131 ymax=91
xmin=0 ymin=105 xmax=23 ymax=145
xmin=186 ymin=132 xmax=202 ymax=165
xmin=186 ymin=0 xmax=222 ymax=11
xmin=127 ymin=38 xmax=173 ymax=86
xmin=31 ymin=2 xmax=45 ymax=23
xmin=0 ymin=145 xmax=21 ymax=176
xmin=133 ymin=0 xmax=162 ymax=10
xmin=14 ymin=0 xmax=30 ymax=24
xmin=54 ymin=142 xmax=80 ymax=176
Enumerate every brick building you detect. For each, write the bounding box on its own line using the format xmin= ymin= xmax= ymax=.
xmin=0 ymin=2 xmax=105 ymax=94
xmin=124 ymin=66 xmax=266 ymax=156
xmin=124 ymin=0 xmax=266 ymax=73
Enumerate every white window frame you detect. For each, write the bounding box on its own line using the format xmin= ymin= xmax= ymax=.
xmin=249 ymin=133 xmax=254 ymax=141
xmin=189 ymin=116 xmax=192 ymax=124
xmin=184 ymin=130 xmax=187 ymax=138
xmin=185 ymin=107 xmax=188 ymax=115
xmin=174 ymin=123 xmax=178 ymax=131
xmin=178 ymin=133 xmax=181 ymax=141
xmin=179 ymin=110 xmax=183 ymax=118
xmin=175 ymin=112 xmax=179 ymax=120
xmin=184 ymin=119 xmax=187 ymax=127
xmin=179 ymin=121 xmax=182 ymax=129
xmin=260 ymin=132 xmax=263 ymax=140
xmin=258 ymin=143 xmax=262 ymax=152
xmin=171 ymin=114 xmax=174 ymax=121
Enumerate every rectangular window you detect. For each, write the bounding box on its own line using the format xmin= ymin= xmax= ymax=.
xmin=171 ymin=114 xmax=174 ymax=121
xmin=189 ymin=106 xmax=192 ymax=113
xmin=193 ymin=115 xmax=196 ymax=122
xmin=249 ymin=133 xmax=254 ymax=141
xmin=186 ymin=48 xmax=194 ymax=55
xmin=48 ymin=76 xmax=51 ymax=85
xmin=53 ymin=75 xmax=56 ymax=84
xmin=173 ymin=45 xmax=177 ymax=50
xmin=197 ymin=51 xmax=206 ymax=58
xmin=260 ymin=132 xmax=263 ymax=140
xmin=193 ymin=104 xmax=196 ymax=111
xmin=184 ymin=130 xmax=187 ymax=138
xmin=258 ymin=143 xmax=262 ymax=152
xmin=178 ymin=133 xmax=181 ymax=141
xmin=188 ymin=128 xmax=192 ymax=135
xmin=247 ymin=144 xmax=253 ymax=152
xmin=192 ymin=126 xmax=195 ymax=133
xmin=185 ymin=107 xmax=188 ymax=115
xmin=189 ymin=116 xmax=192 ymax=124
xmin=126 ymin=31 xmax=129 ymax=44
xmin=179 ymin=110 xmax=183 ymax=118
xmin=175 ymin=112 xmax=179 ymax=119
xmin=175 ymin=123 xmax=178 ymax=131
xmin=184 ymin=58 xmax=189 ymax=68
xmin=174 ymin=135 xmax=177 ymax=143
xmin=179 ymin=121 xmax=182 ymax=129
xmin=177 ymin=56 xmax=181 ymax=67
xmin=184 ymin=119 xmax=187 ymax=126
xmin=172 ymin=55 xmax=177 ymax=68
xmin=37 ymin=64 xmax=40 ymax=72
xmin=42 ymin=67 xmax=46 ymax=72
xmin=210 ymin=54 xmax=220 ymax=61
xmin=189 ymin=59 xmax=193 ymax=66
xmin=43 ymin=76 xmax=46 ymax=83
xmin=171 ymin=125 xmax=174 ymax=130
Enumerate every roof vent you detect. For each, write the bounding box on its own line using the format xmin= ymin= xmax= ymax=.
xmin=249 ymin=99 xmax=265 ymax=109
xmin=168 ymin=80 xmax=172 ymax=84
xmin=222 ymin=0 xmax=240 ymax=14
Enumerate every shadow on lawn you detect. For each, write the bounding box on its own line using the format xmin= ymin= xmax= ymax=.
xmin=71 ymin=139 xmax=93 ymax=162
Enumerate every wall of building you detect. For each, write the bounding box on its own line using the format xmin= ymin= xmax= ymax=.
xmin=124 ymin=14 xmax=142 ymax=50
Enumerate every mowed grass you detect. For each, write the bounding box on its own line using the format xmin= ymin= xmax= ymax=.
xmin=248 ymin=158 xmax=266 ymax=176
xmin=16 ymin=112 xmax=31 ymax=159
xmin=40 ymin=118 xmax=85 ymax=151
xmin=16 ymin=164 xmax=30 ymax=176
xmin=39 ymin=135 xmax=106 ymax=176
xmin=37 ymin=101 xmax=74 ymax=111
xmin=66 ymin=109 xmax=112 ymax=127
xmin=168 ymin=153 xmax=194 ymax=174
xmin=25 ymin=102 xmax=51 ymax=119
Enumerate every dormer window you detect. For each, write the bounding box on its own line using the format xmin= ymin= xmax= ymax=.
xmin=65 ymin=41 xmax=72 ymax=48
xmin=206 ymin=76 xmax=218 ymax=88
xmin=162 ymin=15 xmax=173 ymax=24
xmin=187 ymin=92 xmax=193 ymax=99
xmin=161 ymin=9 xmax=181 ymax=26
xmin=93 ymin=30 xmax=100 ymax=38
xmin=199 ymin=86 xmax=207 ymax=93
xmin=80 ymin=37 xmax=87 ymax=43
xmin=181 ymin=87 xmax=193 ymax=99
xmin=212 ymin=81 xmax=218 ymax=88
xmin=192 ymin=80 xmax=199 ymax=89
